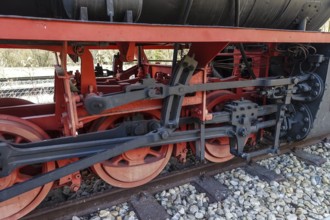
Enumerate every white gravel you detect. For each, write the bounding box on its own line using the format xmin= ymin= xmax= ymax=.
xmin=74 ymin=142 xmax=330 ymax=220
xmin=155 ymin=184 xmax=210 ymax=219
xmin=73 ymin=203 xmax=138 ymax=220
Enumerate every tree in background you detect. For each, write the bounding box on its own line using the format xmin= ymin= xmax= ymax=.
xmin=0 ymin=49 xmax=54 ymax=67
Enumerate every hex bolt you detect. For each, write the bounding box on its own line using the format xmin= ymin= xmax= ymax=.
xmin=299 ymin=106 xmax=306 ymax=112
xmin=302 ymin=128 xmax=308 ymax=133
xmin=304 ymin=117 xmax=309 ymax=122
xmin=313 ymin=91 xmax=318 ymax=96
xmin=148 ymin=90 xmax=156 ymax=97
xmin=238 ymin=128 xmax=248 ymax=137
xmin=296 ymin=135 xmax=301 ymax=140
xmin=160 ymin=130 xmax=169 ymax=139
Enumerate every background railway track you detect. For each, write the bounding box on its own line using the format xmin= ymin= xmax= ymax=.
xmin=22 ymin=137 xmax=330 ymax=220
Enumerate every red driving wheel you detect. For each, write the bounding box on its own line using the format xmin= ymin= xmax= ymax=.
xmin=91 ymin=110 xmax=173 ymax=188
xmin=0 ymin=114 xmax=55 ymax=220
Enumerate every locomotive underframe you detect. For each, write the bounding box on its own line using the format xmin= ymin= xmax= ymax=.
xmin=0 ymin=16 xmax=330 ymax=214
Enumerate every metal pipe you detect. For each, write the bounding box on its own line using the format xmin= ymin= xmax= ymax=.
xmin=234 ymin=0 xmax=240 ymax=27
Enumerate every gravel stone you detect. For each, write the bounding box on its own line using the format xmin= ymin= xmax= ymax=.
xmin=286 ymin=214 xmax=297 ymax=220
xmin=99 ymin=210 xmax=110 ymax=218
xmin=110 ymin=211 xmax=119 ymax=217
xmin=189 ymin=205 xmax=199 ymax=214
xmin=194 ymin=212 xmax=204 ymax=219
xmin=178 ymin=207 xmax=185 ymax=215
xmin=103 ymin=216 xmax=115 ymax=220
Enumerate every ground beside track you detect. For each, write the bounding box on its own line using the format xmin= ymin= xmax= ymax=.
xmin=73 ymin=143 xmax=330 ymax=220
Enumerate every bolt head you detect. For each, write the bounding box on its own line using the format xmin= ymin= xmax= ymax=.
xmin=239 ymin=128 xmax=248 ymax=137
xmin=160 ymin=131 xmax=169 ymax=139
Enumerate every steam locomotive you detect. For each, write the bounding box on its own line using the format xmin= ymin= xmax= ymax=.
xmin=0 ymin=0 xmax=329 ymax=219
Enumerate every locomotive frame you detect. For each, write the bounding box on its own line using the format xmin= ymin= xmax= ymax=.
xmin=0 ymin=15 xmax=330 ymax=219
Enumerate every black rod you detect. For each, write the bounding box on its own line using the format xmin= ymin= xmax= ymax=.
xmin=235 ymin=0 xmax=256 ymax=79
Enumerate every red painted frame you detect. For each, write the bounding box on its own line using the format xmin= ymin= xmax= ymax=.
xmin=0 ymin=16 xmax=329 ymax=43
xmin=0 ymin=16 xmax=330 ymax=133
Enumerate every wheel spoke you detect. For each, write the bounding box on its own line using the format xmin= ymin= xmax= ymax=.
xmin=15 ymin=172 xmax=33 ymax=183
xmin=108 ymin=155 xmax=125 ymax=166
xmin=148 ymin=149 xmax=163 ymax=158
xmin=14 ymin=136 xmax=23 ymax=144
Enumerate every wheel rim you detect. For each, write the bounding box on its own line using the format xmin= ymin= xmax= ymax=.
xmin=0 ymin=115 xmax=55 ymax=220
xmin=204 ymin=91 xmax=239 ymax=162
xmin=91 ymin=110 xmax=173 ymax=188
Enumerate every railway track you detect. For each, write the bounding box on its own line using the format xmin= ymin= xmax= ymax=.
xmin=23 ymin=136 xmax=328 ymax=220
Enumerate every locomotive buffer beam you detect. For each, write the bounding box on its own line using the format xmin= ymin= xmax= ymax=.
xmin=84 ymin=75 xmax=305 ymax=115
